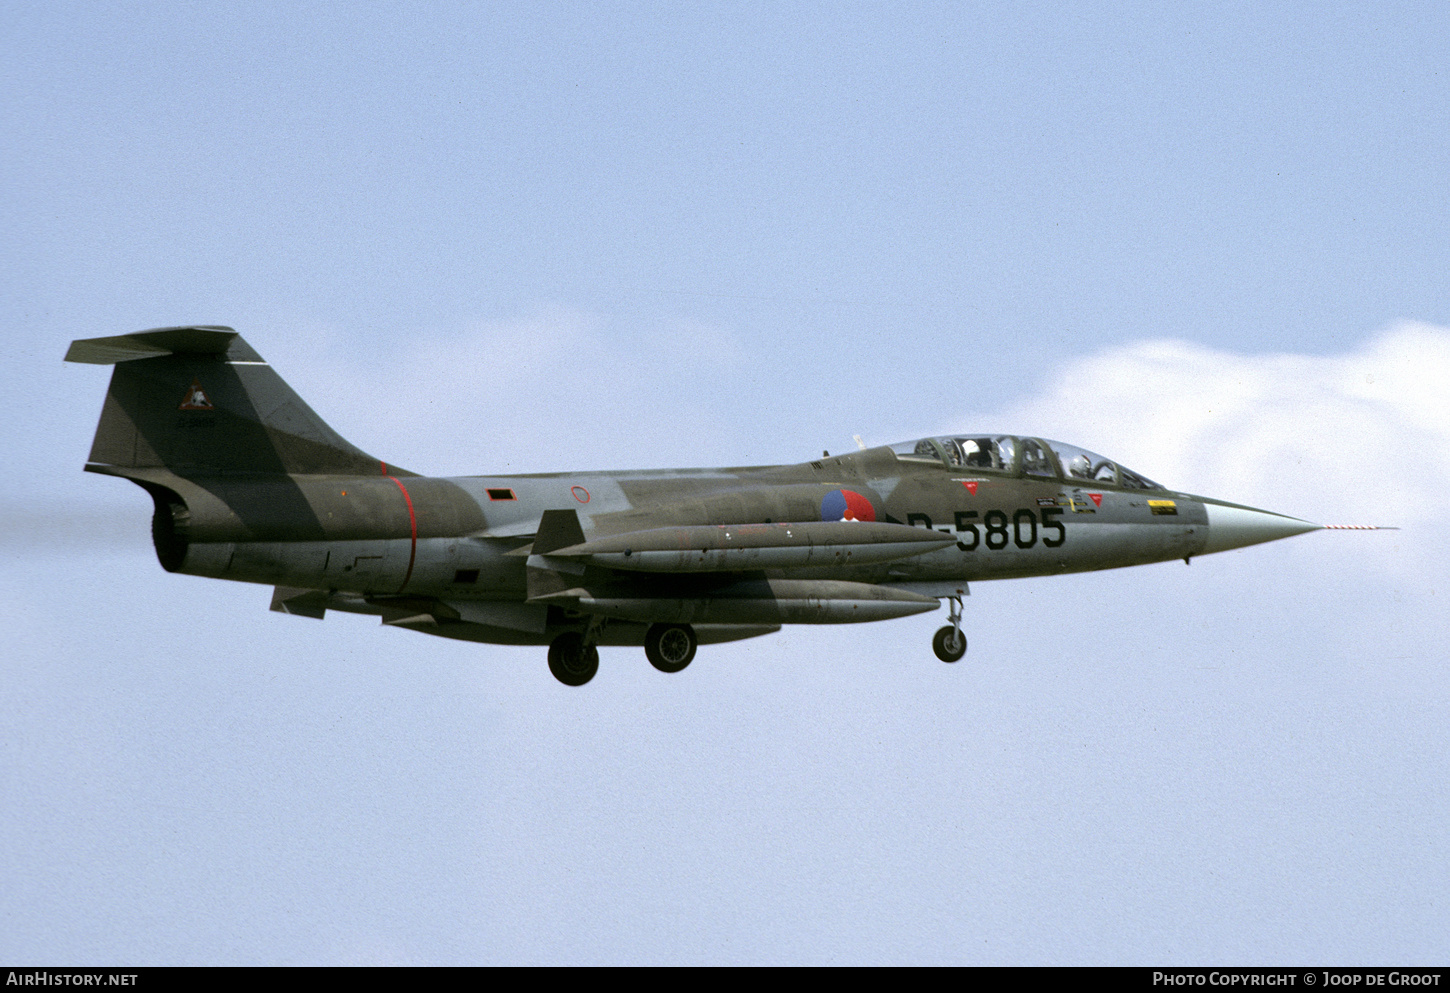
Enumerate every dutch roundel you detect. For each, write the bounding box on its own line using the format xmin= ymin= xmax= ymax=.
xmin=820 ymin=489 xmax=876 ymax=523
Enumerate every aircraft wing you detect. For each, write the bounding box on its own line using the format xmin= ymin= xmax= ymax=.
xmin=516 ymin=511 xmax=951 ymax=626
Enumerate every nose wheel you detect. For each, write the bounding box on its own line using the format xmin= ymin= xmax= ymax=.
xmin=932 ymin=595 xmax=967 ymax=663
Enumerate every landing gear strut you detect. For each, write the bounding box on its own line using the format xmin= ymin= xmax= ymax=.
xmin=645 ymin=623 xmax=697 ymax=673
xmin=933 ymin=595 xmax=967 ymax=663
xmin=548 ymin=631 xmax=599 ymax=686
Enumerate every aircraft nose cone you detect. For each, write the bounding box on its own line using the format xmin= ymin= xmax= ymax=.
xmin=1202 ymin=502 xmax=1322 ymax=554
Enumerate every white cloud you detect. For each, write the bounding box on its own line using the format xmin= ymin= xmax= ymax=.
xmin=990 ymin=322 xmax=1450 ymax=539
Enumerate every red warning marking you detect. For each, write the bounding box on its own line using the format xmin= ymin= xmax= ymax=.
xmin=387 ymin=475 xmax=418 ymax=594
xmin=1089 ymin=493 xmax=1102 ymax=507
xmin=178 ymin=378 xmax=213 ymax=410
xmin=572 ymin=486 xmax=591 ymax=504
xmin=962 ymin=481 xmax=978 ymax=495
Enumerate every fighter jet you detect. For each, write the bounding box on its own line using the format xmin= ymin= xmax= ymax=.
xmin=67 ymin=326 xmax=1361 ymax=686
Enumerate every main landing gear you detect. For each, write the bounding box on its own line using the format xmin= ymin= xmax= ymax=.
xmin=547 ymin=631 xmax=599 ymax=686
xmin=548 ymin=622 xmax=699 ymax=685
xmin=644 ymin=623 xmax=697 ymax=673
xmin=932 ymin=594 xmax=967 ymax=663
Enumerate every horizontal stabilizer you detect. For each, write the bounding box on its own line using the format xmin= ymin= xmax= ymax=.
xmin=65 ymin=327 xmax=255 ymax=364
xmin=551 ymin=520 xmax=954 ymax=573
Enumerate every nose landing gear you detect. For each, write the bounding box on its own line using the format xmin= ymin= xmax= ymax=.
xmin=932 ymin=594 xmax=967 ymax=663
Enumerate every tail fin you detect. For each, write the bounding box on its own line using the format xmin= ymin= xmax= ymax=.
xmin=66 ymin=326 xmax=408 ymax=476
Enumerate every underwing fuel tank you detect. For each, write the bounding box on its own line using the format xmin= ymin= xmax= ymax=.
xmin=574 ymin=578 xmax=940 ymax=625
xmin=551 ymin=521 xmax=954 ymax=573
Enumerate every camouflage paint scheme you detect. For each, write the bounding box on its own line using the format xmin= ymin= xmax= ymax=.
xmin=67 ymin=327 xmax=1325 ymax=685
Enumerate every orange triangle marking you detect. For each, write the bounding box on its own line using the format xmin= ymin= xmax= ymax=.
xmin=179 ymin=377 xmax=213 ymax=410
xmin=1089 ymin=493 xmax=1102 ymax=507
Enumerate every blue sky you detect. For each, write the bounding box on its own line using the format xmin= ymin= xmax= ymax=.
xmin=3 ymin=2 xmax=1447 ymax=964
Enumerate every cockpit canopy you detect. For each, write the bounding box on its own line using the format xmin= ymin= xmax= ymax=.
xmin=888 ymin=435 xmax=1162 ymax=490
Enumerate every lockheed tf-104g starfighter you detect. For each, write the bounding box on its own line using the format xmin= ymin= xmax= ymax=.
xmin=68 ymin=327 xmax=1359 ymax=686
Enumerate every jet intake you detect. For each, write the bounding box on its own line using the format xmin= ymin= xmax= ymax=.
xmin=551 ymin=521 xmax=953 ymax=573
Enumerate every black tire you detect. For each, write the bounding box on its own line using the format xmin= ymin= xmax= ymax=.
xmin=932 ymin=625 xmax=967 ymax=663
xmin=644 ymin=623 xmax=697 ymax=673
xmin=548 ymin=632 xmax=599 ymax=686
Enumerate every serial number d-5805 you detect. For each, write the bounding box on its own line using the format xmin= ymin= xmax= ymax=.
xmin=907 ymin=508 xmax=1066 ymax=551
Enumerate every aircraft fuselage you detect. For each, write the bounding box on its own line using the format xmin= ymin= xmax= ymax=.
xmin=101 ymin=446 xmax=1216 ymax=601
xmin=69 ymin=326 xmax=1326 ymax=682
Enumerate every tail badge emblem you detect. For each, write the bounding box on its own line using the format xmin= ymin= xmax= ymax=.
xmin=179 ymin=377 xmax=213 ymax=410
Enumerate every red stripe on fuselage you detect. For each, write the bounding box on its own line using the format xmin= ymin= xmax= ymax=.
xmin=386 ymin=475 xmax=418 ymax=593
